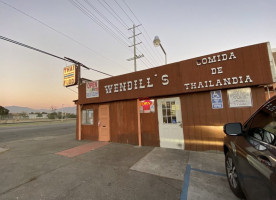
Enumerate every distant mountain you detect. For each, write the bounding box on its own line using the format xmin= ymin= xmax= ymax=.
xmin=5 ymin=106 xmax=76 ymax=114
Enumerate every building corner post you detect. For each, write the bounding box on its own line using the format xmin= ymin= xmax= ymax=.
xmin=77 ymin=104 xmax=82 ymax=140
xmin=137 ymin=99 xmax=142 ymax=146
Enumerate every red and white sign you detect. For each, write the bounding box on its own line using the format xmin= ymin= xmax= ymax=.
xmin=86 ymin=81 xmax=99 ymax=98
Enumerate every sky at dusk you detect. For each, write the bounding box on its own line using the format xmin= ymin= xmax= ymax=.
xmin=1 ymin=0 xmax=276 ymax=109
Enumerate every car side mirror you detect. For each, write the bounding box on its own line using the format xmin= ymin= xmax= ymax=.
xmin=224 ymin=123 xmax=243 ymax=136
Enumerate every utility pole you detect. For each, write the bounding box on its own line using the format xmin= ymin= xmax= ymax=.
xmin=127 ymin=24 xmax=144 ymax=72
xmin=63 ymin=57 xmax=88 ymax=141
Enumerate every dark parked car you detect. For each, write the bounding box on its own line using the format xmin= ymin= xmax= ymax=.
xmin=223 ymin=96 xmax=276 ymax=200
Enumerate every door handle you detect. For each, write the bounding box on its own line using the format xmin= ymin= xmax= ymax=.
xmin=258 ymin=155 xmax=272 ymax=167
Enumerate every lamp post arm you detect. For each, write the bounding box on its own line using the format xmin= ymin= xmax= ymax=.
xmin=159 ymin=43 xmax=167 ymax=64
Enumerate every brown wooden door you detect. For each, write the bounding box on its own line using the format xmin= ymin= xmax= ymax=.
xmin=98 ymin=105 xmax=110 ymax=142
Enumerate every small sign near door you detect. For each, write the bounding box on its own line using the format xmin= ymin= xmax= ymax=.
xmin=139 ymin=99 xmax=155 ymax=113
xmin=211 ymin=90 xmax=223 ymax=109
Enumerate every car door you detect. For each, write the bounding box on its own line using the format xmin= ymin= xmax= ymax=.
xmin=233 ymin=136 xmax=272 ymax=199
xmin=270 ymin=144 xmax=276 ymax=199
xmin=237 ymin=101 xmax=276 ymax=200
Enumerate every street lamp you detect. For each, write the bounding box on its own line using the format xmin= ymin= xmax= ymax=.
xmin=153 ymin=36 xmax=167 ymax=64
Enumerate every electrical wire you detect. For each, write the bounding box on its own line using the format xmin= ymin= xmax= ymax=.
xmin=97 ymin=0 xmax=129 ymax=30
xmin=0 ymin=35 xmax=112 ymax=77
xmin=74 ymin=0 xmax=148 ymax=70
xmin=69 ymin=0 xmax=130 ymax=47
xmin=1 ymin=0 xmax=137 ymax=73
xmin=67 ymin=87 xmax=78 ymax=94
xmin=0 ymin=0 xmax=128 ymax=72
xmin=1 ymin=36 xmax=67 ymax=61
xmin=72 ymin=0 xmax=158 ymax=69
xmin=113 ymin=0 xmax=162 ymax=67
xmin=1 ymin=0 xmax=162 ymax=73
xmin=113 ymin=0 xmax=134 ymax=24
xmin=84 ymin=0 xmax=129 ymax=40
xmin=121 ymin=0 xmax=164 ymax=64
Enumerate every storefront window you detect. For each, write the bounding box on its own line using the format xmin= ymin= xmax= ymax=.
xmin=82 ymin=109 xmax=94 ymax=125
xmin=162 ymin=101 xmax=177 ymax=124
xmin=140 ymin=100 xmax=155 ymax=113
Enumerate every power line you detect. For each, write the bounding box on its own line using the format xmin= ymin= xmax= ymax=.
xmin=1 ymin=0 xmax=162 ymax=74
xmin=1 ymin=36 xmax=67 ymax=61
xmin=98 ymin=0 xmax=129 ymax=30
xmin=107 ymin=0 xmax=161 ymax=67
xmin=84 ymin=0 xmax=129 ymax=40
xmin=0 ymin=0 xmax=128 ymax=72
xmin=70 ymin=0 xmax=159 ymax=69
xmin=113 ymin=0 xmax=134 ymax=24
xmin=0 ymin=35 xmax=112 ymax=77
xmin=127 ymin=24 xmax=144 ymax=71
xmin=136 ymin=46 xmax=155 ymax=68
xmin=72 ymin=0 xmax=160 ymax=69
xmin=70 ymin=0 xmax=148 ymax=71
xmin=2 ymin=0 xmax=159 ymax=71
xmin=67 ymin=87 xmax=78 ymax=94
xmin=69 ymin=0 xmax=139 ymax=71
xmin=121 ymin=0 xmax=164 ymax=64
xmin=69 ymin=0 xmax=130 ymax=47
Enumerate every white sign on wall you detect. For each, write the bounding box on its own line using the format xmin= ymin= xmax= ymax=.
xmin=227 ymin=87 xmax=252 ymax=108
xmin=86 ymin=81 xmax=99 ymax=98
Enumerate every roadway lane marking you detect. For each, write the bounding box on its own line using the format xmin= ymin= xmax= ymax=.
xmin=56 ymin=142 xmax=109 ymax=157
xmin=180 ymin=164 xmax=226 ymax=200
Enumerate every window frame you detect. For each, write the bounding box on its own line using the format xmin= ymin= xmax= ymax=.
xmin=246 ymin=103 xmax=276 ymax=147
xmin=162 ymin=100 xmax=177 ymax=124
xmin=81 ymin=109 xmax=94 ymax=125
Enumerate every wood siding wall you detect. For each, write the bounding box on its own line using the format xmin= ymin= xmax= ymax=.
xmin=81 ymin=104 xmax=99 ymax=140
xmin=76 ymin=43 xmax=275 ymax=152
xmin=180 ymin=87 xmax=266 ymax=151
xmin=78 ymin=43 xmax=272 ymax=105
xmin=79 ymin=99 xmax=160 ymax=146
xmin=78 ymin=87 xmax=267 ymax=151
xmin=81 ymin=101 xmax=139 ymax=144
xmin=109 ymin=100 xmax=138 ymax=145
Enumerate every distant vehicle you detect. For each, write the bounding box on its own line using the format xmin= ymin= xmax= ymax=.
xmin=223 ymin=96 xmax=276 ymax=200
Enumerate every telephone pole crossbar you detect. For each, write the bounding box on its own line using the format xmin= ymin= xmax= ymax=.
xmin=127 ymin=24 xmax=144 ymax=72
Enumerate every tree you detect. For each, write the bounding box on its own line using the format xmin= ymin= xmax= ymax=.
xmin=0 ymin=106 xmax=9 ymax=115
xmin=48 ymin=112 xmax=57 ymax=119
xmin=66 ymin=113 xmax=76 ymax=118
xmin=57 ymin=112 xmax=62 ymax=119
xmin=19 ymin=112 xmax=28 ymax=118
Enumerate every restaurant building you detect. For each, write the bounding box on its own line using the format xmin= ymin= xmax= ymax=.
xmin=75 ymin=42 xmax=276 ymax=151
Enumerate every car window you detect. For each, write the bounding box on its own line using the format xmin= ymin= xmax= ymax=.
xmin=247 ymin=100 xmax=276 ymax=146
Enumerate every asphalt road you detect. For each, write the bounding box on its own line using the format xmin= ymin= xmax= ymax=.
xmin=0 ymin=120 xmax=238 ymax=200
xmin=0 ymin=121 xmax=75 ymax=143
